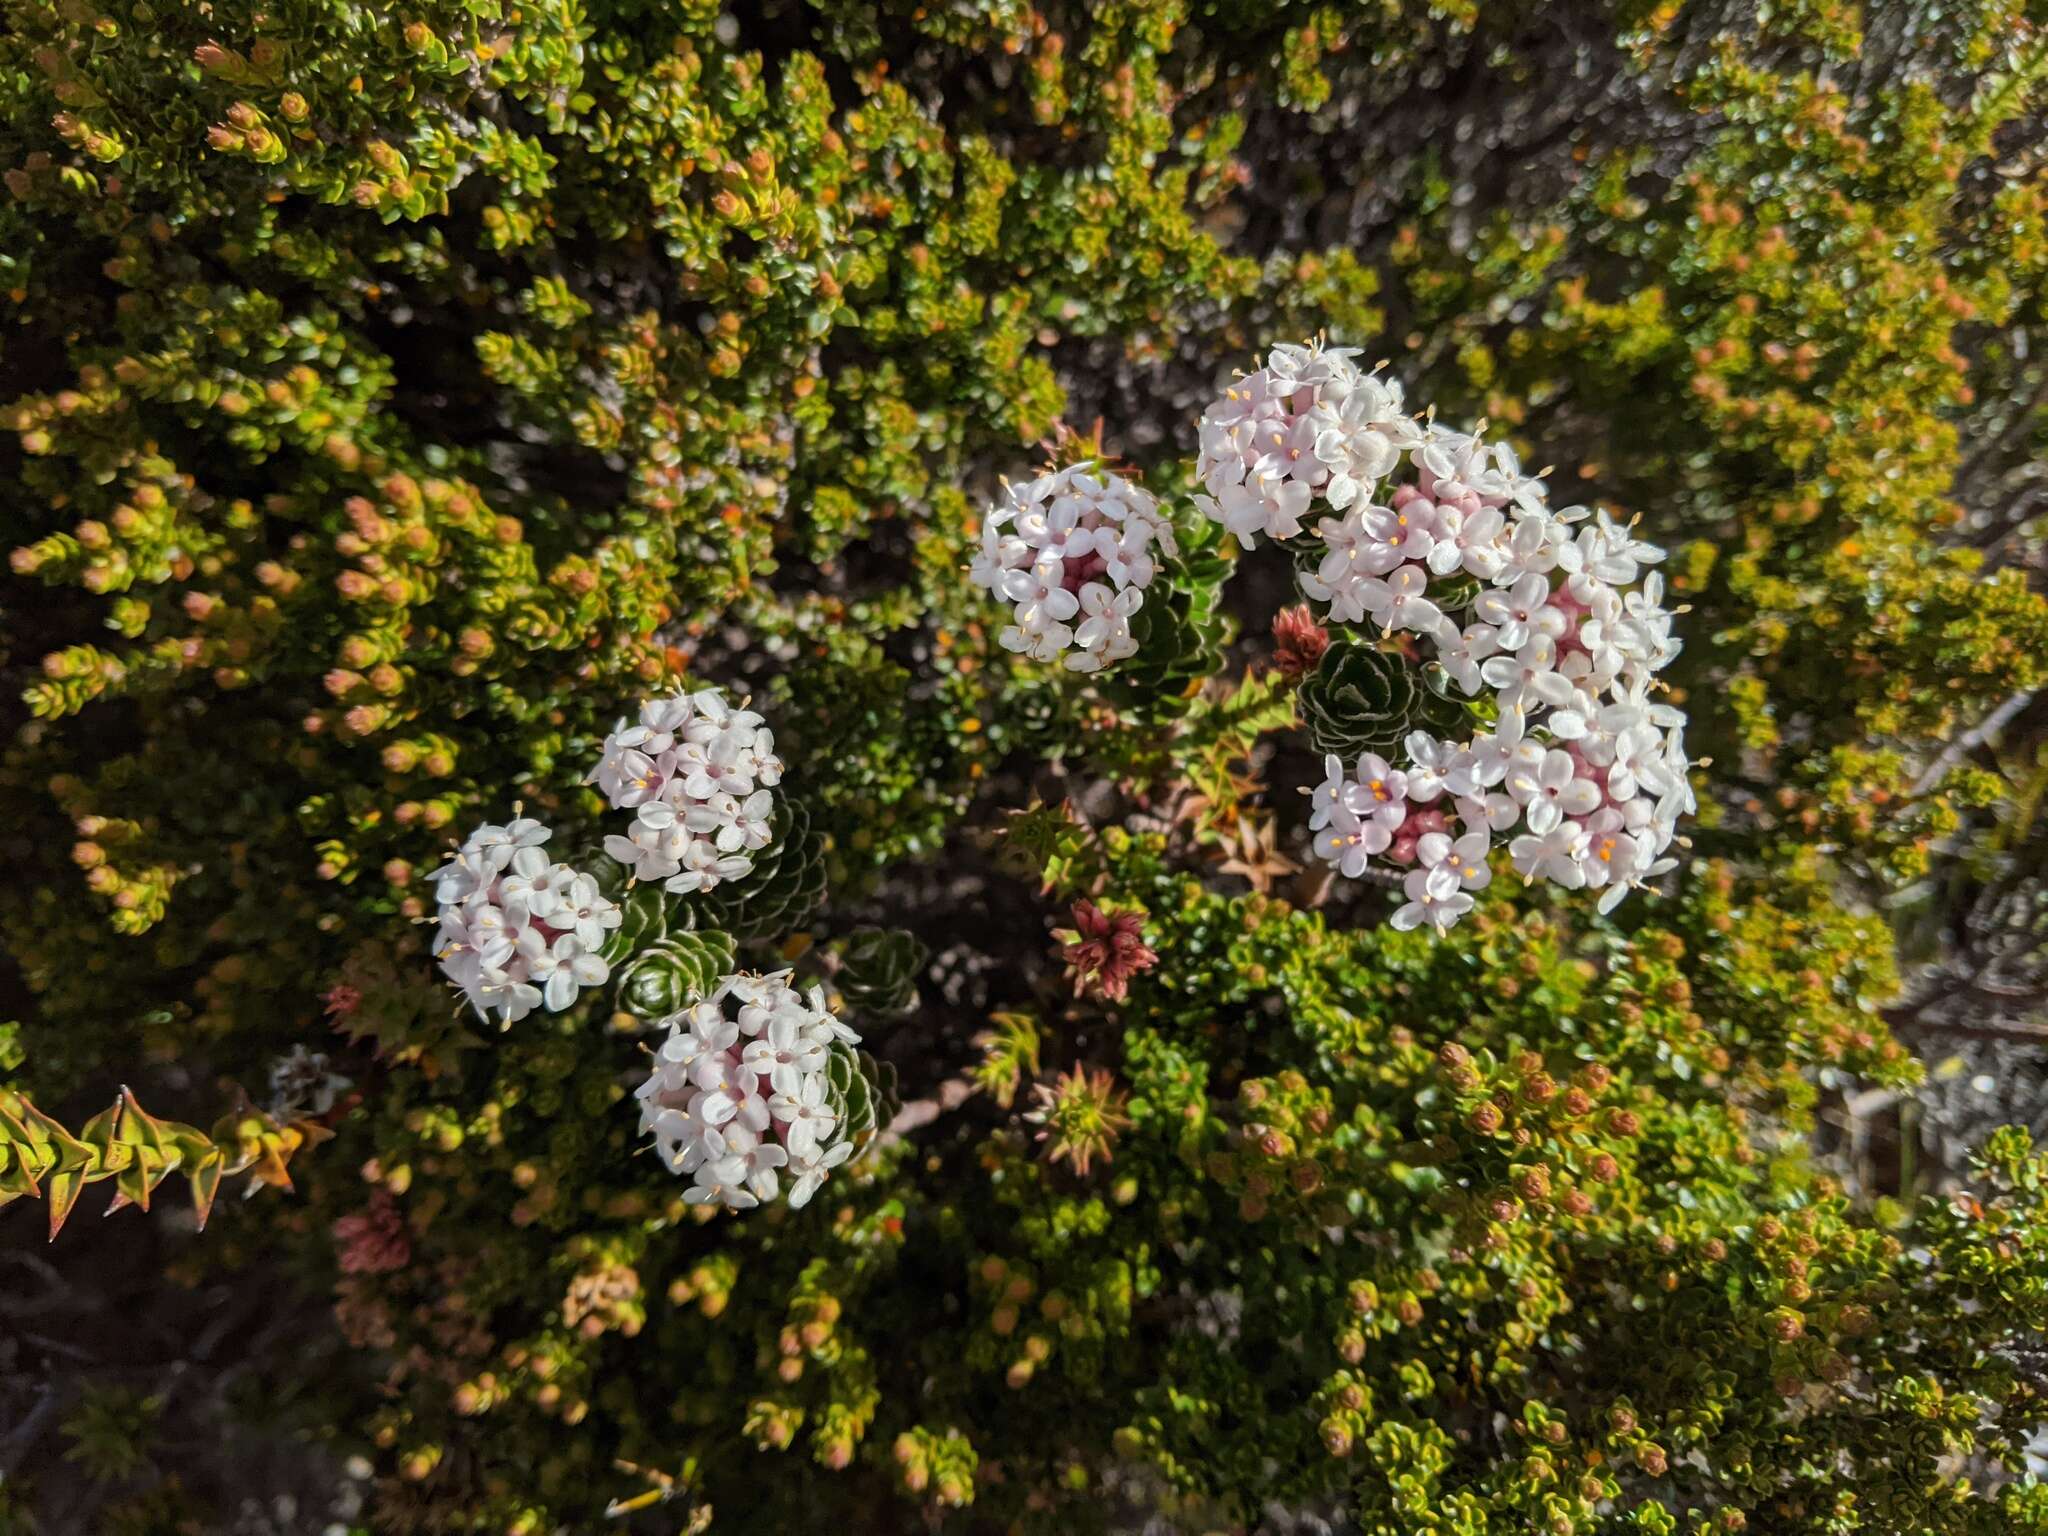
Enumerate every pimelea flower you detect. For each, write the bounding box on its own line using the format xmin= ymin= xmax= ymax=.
xmin=969 ymin=462 xmax=1177 ymax=674
xmin=1196 ymin=341 xmax=1421 ymax=545
xmin=1201 ymin=344 xmax=1695 ymax=928
xmin=432 ymin=817 xmax=620 ymax=1026
xmin=636 ymin=971 xmax=860 ymax=1212
xmin=590 ymin=688 xmax=783 ymax=896
xmin=267 ymin=1044 xmax=352 ymax=1118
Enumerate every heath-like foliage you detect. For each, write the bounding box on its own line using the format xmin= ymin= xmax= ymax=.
xmin=8 ymin=1 xmax=2048 ymax=1533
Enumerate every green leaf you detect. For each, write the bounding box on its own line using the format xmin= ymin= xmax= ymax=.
xmin=615 ymin=931 xmax=738 ymax=1023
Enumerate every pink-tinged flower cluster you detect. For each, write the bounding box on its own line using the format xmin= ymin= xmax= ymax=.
xmin=588 ymin=688 xmax=782 ymax=896
xmin=635 ymin=971 xmax=861 ymax=1212
xmin=1309 ymin=737 xmax=1511 ymax=932
xmin=1195 ymin=341 xmax=1421 ymax=546
xmin=1199 ymin=342 xmax=1693 ymax=930
xmin=432 ymin=818 xmax=621 ymax=1025
xmin=969 ymin=462 xmax=1178 ymax=673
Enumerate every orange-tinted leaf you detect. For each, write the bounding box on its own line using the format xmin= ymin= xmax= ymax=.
xmin=116 ymin=1088 xmax=177 ymax=1161
xmin=45 ymin=1165 xmax=87 ymax=1240
xmin=113 ymin=1150 xmax=170 ymax=1212
xmin=0 ymin=1131 xmax=41 ymax=1199
xmin=188 ymin=1155 xmax=225 ymax=1231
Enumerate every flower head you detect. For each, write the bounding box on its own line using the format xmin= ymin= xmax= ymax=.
xmin=1233 ymin=343 xmax=1694 ymax=934
xmin=637 ymin=971 xmax=862 ymax=1213
xmin=433 ymin=818 xmax=618 ymax=1026
xmin=589 ymin=688 xmax=784 ymax=898
xmin=1196 ymin=342 xmax=1418 ymax=547
xmin=267 ymin=1044 xmax=351 ymax=1118
xmin=969 ymin=463 xmax=1174 ymax=675
xmin=1061 ymin=901 xmax=1158 ymax=1002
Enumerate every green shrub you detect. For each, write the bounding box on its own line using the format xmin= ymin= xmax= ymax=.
xmin=7 ymin=1 xmax=2048 ymax=1531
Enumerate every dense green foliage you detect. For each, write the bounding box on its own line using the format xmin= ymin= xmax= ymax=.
xmin=8 ymin=0 xmax=2048 ymax=1531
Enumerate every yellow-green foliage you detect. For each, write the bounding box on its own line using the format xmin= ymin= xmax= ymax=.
xmin=8 ymin=1 xmax=2048 ymax=1532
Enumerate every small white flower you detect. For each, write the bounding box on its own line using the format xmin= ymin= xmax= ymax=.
xmin=556 ymin=873 xmax=622 ymax=949
xmin=1352 ymin=753 xmax=1411 ymax=829
xmin=1223 ymin=465 xmax=1312 ymax=546
xmin=1000 ymin=619 xmax=1075 ymax=663
xmin=767 ymin=1073 xmax=839 ymax=1157
xmin=1421 ymin=830 xmax=1493 ymax=894
xmin=1473 ymin=572 xmax=1557 ymax=652
xmin=1562 ymin=511 xmax=1665 ymax=586
xmin=474 ymin=966 xmax=542 ymax=1025
xmin=718 ymin=1133 xmax=789 ymax=1204
xmin=1364 ymin=503 xmax=1437 ymax=565
xmin=1433 ymin=619 xmax=1500 ymax=696
xmin=605 ymin=818 xmax=687 ymax=882
xmin=787 ymin=1136 xmax=854 ymax=1209
xmin=1299 ymin=565 xmax=1393 ymax=628
xmin=742 ymin=1013 xmax=828 ymax=1098
xmin=1510 ymin=822 xmax=1592 ymax=888
xmin=1310 ymin=753 xmax=1368 ymax=831
xmin=1447 ymin=727 xmax=1520 ymax=795
xmin=1499 ymin=511 xmax=1568 ymax=579
xmin=1605 ymin=724 xmax=1673 ymax=804
xmin=1005 ymin=559 xmax=1081 ymax=631
xmin=685 ymin=1172 xmax=759 ymax=1210
xmin=522 ymin=931 xmax=610 ymax=1012
xmin=1313 ymin=803 xmax=1392 ymax=878
xmin=495 ymin=844 xmax=558 ymax=922
xmin=1425 ymin=505 xmax=1507 ymax=581
xmin=1378 ymin=565 xmax=1443 ymax=636
xmin=1480 ymin=634 xmax=1575 ymax=717
xmin=968 ymin=532 xmax=1027 ymax=592
xmin=1390 ymin=865 xmax=1474 ymax=933
xmin=1577 ymin=810 xmax=1643 ymax=895
xmin=662 ymin=838 xmax=754 ymax=895
xmin=1068 ymin=583 xmax=1143 ymax=673
xmin=1455 ymin=791 xmax=1521 ymax=835
xmin=1505 ymin=749 xmax=1603 ymax=836
xmin=1402 ymin=731 xmax=1458 ymax=803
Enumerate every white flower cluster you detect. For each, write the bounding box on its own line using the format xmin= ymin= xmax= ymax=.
xmin=635 ymin=970 xmax=861 ymax=1211
xmin=432 ymin=817 xmax=622 ymax=1025
xmin=1196 ymin=341 xmax=1423 ymax=545
xmin=1200 ymin=341 xmax=1693 ymax=931
xmin=588 ymin=689 xmax=783 ymax=895
xmin=969 ymin=463 xmax=1179 ymax=673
